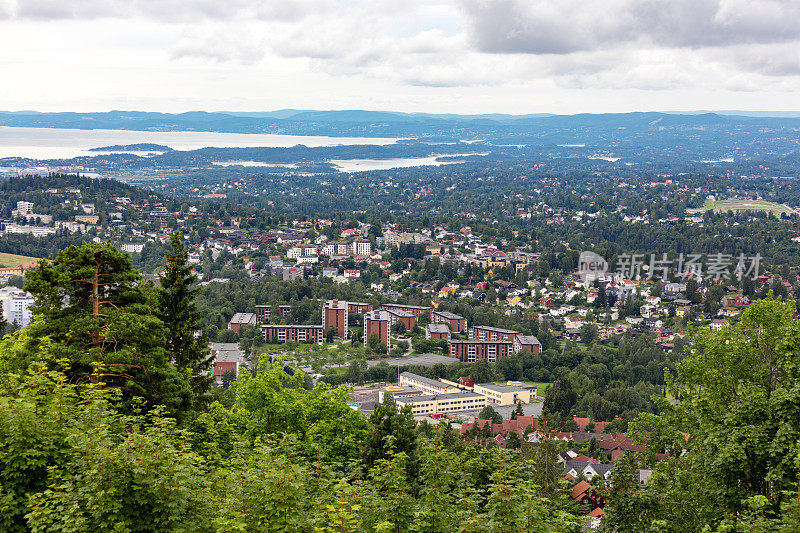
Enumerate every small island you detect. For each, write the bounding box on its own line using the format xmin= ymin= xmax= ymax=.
xmin=89 ymin=143 xmax=173 ymax=152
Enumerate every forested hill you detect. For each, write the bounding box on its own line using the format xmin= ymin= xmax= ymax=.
xmin=3 ymin=109 xmax=800 ymax=139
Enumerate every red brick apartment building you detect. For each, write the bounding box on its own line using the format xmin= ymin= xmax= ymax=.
xmin=432 ymin=310 xmax=466 ymax=333
xmin=387 ymin=308 xmax=416 ymax=330
xmin=347 ymin=301 xmax=372 ymax=314
xmin=381 ymin=303 xmax=432 ymax=319
xmin=255 ymin=304 xmax=293 ymax=323
xmin=426 ymin=323 xmax=451 ymax=340
xmin=450 ymin=340 xmax=512 ymax=363
xmin=469 ymin=325 xmax=519 ymax=342
xmin=322 ymin=300 xmax=349 ymax=339
xmin=262 ymin=324 xmax=324 ymax=344
xmin=364 ymin=310 xmax=391 ymax=349
xmin=514 ymin=335 xmax=542 ymax=354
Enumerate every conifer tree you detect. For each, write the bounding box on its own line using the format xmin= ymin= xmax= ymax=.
xmin=24 ymin=242 xmax=192 ymax=413
xmin=158 ymin=232 xmax=213 ymax=401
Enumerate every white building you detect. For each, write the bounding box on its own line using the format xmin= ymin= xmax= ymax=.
xmin=0 ymin=287 xmax=34 ymax=328
xmin=351 ymin=240 xmax=372 ymax=256
xmin=121 ymin=243 xmax=146 ymax=254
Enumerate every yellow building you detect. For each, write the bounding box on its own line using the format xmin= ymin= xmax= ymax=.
xmin=473 ymin=382 xmax=534 ymax=406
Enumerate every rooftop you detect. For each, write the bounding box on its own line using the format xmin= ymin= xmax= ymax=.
xmin=476 ymin=382 xmax=530 ymax=393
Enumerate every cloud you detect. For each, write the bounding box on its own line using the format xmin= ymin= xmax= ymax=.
xmin=4 ymin=0 xmax=332 ymax=22
xmin=459 ymin=0 xmax=800 ymax=54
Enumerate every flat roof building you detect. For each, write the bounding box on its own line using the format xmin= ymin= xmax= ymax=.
xmin=394 ymin=391 xmax=487 ymax=416
xmin=473 ymin=382 xmax=533 ymax=406
xmin=470 ymin=325 xmax=520 ymax=342
xmin=514 ymin=335 xmax=542 ymax=354
xmin=399 ymin=371 xmax=460 ymax=395
xmin=432 ymin=310 xmax=466 ymax=333
xmin=449 ymin=340 xmax=512 ymax=363
xmin=364 ymin=310 xmax=391 ymax=349
xmin=322 ymin=299 xmax=349 ymax=340
xmin=228 ymin=312 xmax=256 ymax=333
xmin=426 ymin=323 xmax=451 ymax=340
xmin=262 ymin=324 xmax=324 ymax=344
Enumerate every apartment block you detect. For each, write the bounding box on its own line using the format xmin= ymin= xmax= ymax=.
xmin=514 ymin=335 xmax=542 ymax=354
xmin=449 ymin=340 xmax=512 ymax=363
xmin=322 ymin=299 xmax=349 ymax=339
xmin=364 ymin=310 xmax=391 ymax=349
xmin=469 ymin=325 xmax=519 ymax=342
xmin=387 ymin=308 xmax=416 ymax=330
xmin=351 ymin=239 xmax=372 ymax=256
xmin=228 ymin=312 xmax=256 ymax=333
xmin=381 ymin=303 xmax=432 ymax=319
xmin=262 ymin=324 xmax=324 ymax=344
xmin=426 ymin=323 xmax=451 ymax=340
xmin=432 ymin=310 xmax=466 ymax=333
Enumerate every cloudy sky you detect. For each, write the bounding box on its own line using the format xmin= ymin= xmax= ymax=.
xmin=1 ymin=0 xmax=799 ymax=114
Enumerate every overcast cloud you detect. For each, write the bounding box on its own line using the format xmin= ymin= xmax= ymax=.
xmin=0 ymin=0 xmax=799 ymax=113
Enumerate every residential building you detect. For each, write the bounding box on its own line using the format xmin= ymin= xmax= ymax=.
xmin=364 ymin=310 xmax=391 ymax=349
xmin=469 ymin=325 xmax=519 ymax=342
xmin=255 ymin=304 xmax=271 ymax=323
xmin=0 ymin=287 xmax=34 ymax=327
xmin=347 ymin=301 xmax=372 ymax=314
xmin=514 ymin=335 xmax=542 ymax=354
xmin=120 ymin=242 xmax=146 ymax=254
xmin=449 ymin=340 xmax=512 ymax=362
xmin=351 ymin=239 xmax=372 ymax=256
xmin=210 ymin=343 xmax=247 ymax=384
xmin=322 ymin=299 xmax=349 ymax=339
xmin=432 ymin=310 xmax=466 ymax=332
xmin=381 ymin=303 xmax=432 ymax=319
xmin=387 ymin=308 xmax=416 ymax=330
xmin=262 ymin=324 xmax=324 ymax=344
xmin=228 ymin=312 xmax=256 ymax=333
xmin=426 ymin=323 xmax=451 ymax=340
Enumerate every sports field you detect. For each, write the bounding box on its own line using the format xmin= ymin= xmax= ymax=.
xmin=0 ymin=252 xmax=40 ymax=268
xmin=704 ymin=198 xmax=797 ymax=215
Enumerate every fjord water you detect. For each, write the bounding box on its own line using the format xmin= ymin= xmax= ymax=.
xmin=0 ymin=126 xmax=401 ymax=159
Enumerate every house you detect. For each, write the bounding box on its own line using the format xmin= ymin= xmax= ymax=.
xmin=539 ymin=296 xmax=555 ymax=308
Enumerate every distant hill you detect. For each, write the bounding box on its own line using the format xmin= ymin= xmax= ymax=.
xmin=1 ymin=109 xmax=800 ymax=139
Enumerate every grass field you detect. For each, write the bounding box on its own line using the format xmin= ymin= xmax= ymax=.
xmin=705 ymin=198 xmax=797 ymax=215
xmin=0 ymin=252 xmax=40 ymax=268
xmin=527 ymin=382 xmax=551 ymax=396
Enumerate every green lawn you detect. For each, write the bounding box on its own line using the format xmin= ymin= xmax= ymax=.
xmin=526 ymin=382 xmax=551 ymax=395
xmin=0 ymin=252 xmax=40 ymax=268
xmin=707 ymin=199 xmax=796 ymax=216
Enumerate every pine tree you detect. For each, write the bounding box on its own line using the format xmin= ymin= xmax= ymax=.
xmin=24 ymin=242 xmax=192 ymax=413
xmin=0 ymin=304 xmax=6 ymax=335
xmin=158 ymin=232 xmax=213 ymax=402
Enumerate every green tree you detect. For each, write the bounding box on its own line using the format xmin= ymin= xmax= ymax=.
xmin=24 ymin=242 xmax=191 ymax=413
xmin=158 ymin=232 xmax=213 ymax=403
xmin=478 ymin=404 xmax=503 ymax=424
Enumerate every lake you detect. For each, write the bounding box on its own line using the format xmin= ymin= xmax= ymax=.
xmin=0 ymin=126 xmax=402 ymax=159
xmin=330 ymin=153 xmax=487 ymax=172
